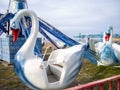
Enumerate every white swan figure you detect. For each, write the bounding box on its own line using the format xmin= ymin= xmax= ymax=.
xmin=95 ymin=26 xmax=120 ymax=66
xmin=10 ymin=9 xmax=89 ymax=90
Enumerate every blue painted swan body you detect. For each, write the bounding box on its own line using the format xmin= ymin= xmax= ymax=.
xmin=10 ymin=9 xmax=89 ymax=90
xmin=95 ymin=26 xmax=120 ymax=66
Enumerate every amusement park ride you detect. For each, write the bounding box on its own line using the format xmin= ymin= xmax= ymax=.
xmin=0 ymin=0 xmax=120 ymax=89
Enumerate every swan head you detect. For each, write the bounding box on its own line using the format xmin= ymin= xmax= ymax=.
xmin=104 ymin=26 xmax=113 ymax=42
xmin=10 ymin=19 xmax=21 ymax=42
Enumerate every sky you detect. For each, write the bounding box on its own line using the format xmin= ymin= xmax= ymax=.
xmin=0 ymin=0 xmax=120 ymax=38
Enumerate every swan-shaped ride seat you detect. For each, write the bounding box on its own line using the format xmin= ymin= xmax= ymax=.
xmin=95 ymin=26 xmax=120 ymax=66
xmin=10 ymin=9 xmax=89 ymax=90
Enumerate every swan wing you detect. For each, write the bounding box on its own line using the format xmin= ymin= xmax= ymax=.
xmin=59 ymin=45 xmax=84 ymax=87
xmin=95 ymin=42 xmax=104 ymax=53
xmin=112 ymin=43 xmax=120 ymax=61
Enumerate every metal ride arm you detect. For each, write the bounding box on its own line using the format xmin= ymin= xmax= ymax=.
xmin=39 ymin=18 xmax=98 ymax=64
xmin=0 ymin=13 xmax=13 ymax=24
xmin=0 ymin=23 xmax=7 ymax=35
xmin=39 ymin=28 xmax=60 ymax=49
xmin=0 ymin=13 xmax=14 ymax=35
xmin=39 ymin=18 xmax=79 ymax=46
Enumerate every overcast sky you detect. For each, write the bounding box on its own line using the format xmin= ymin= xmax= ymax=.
xmin=0 ymin=0 xmax=120 ymax=37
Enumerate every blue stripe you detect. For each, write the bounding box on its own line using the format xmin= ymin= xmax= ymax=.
xmin=18 ymin=2 xmax=25 ymax=9
xmin=100 ymin=44 xmax=119 ymax=63
xmin=14 ymin=58 xmax=41 ymax=90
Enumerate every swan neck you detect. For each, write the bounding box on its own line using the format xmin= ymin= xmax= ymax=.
xmin=17 ymin=10 xmax=39 ymax=56
xmin=109 ymin=29 xmax=113 ymax=43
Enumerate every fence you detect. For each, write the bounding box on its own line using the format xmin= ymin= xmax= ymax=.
xmin=0 ymin=35 xmax=42 ymax=63
xmin=66 ymin=75 xmax=120 ymax=90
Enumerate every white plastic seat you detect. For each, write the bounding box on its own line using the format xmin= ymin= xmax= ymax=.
xmin=49 ymin=64 xmax=63 ymax=80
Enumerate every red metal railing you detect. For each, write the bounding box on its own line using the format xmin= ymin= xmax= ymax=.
xmin=66 ymin=75 xmax=120 ymax=90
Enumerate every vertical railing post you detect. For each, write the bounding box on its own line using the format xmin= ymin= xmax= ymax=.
xmin=117 ymin=79 xmax=120 ymax=90
xmin=109 ymin=80 xmax=113 ymax=90
xmin=90 ymin=87 xmax=93 ymax=90
xmin=100 ymin=84 xmax=104 ymax=90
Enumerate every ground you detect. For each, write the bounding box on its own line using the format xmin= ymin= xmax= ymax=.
xmin=1 ymin=40 xmax=120 ymax=90
xmin=0 ymin=59 xmax=120 ymax=90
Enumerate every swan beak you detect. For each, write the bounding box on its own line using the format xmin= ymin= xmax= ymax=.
xmin=105 ymin=34 xmax=110 ymax=41
xmin=11 ymin=28 xmax=20 ymax=42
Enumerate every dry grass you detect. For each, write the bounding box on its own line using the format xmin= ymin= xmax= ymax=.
xmin=0 ymin=42 xmax=120 ymax=89
xmin=0 ymin=61 xmax=31 ymax=90
xmin=0 ymin=58 xmax=120 ymax=90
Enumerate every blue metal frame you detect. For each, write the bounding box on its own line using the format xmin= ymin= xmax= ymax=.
xmin=0 ymin=23 xmax=7 ymax=35
xmin=39 ymin=18 xmax=98 ymax=64
xmin=18 ymin=2 xmax=25 ymax=9
xmin=0 ymin=13 xmax=14 ymax=24
xmin=0 ymin=13 xmax=14 ymax=35
xmin=39 ymin=18 xmax=79 ymax=46
xmin=39 ymin=28 xmax=60 ymax=48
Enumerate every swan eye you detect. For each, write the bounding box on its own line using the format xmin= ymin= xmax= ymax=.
xmin=11 ymin=22 xmax=16 ymax=29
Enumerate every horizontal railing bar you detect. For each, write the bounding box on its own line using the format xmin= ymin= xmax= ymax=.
xmin=66 ymin=75 xmax=120 ymax=90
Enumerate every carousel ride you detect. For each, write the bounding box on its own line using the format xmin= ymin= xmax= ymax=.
xmin=0 ymin=0 xmax=99 ymax=89
xmin=1 ymin=0 xmax=119 ymax=89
